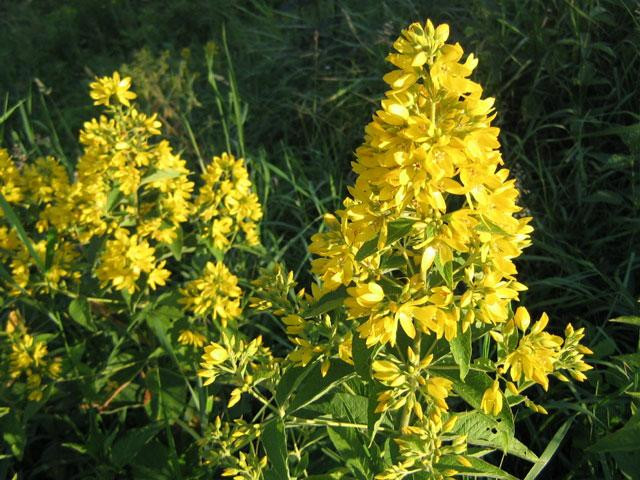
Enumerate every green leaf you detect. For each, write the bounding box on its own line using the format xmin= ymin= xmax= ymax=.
xmin=0 ymin=411 xmax=26 ymax=460
xmin=289 ymin=361 xmax=355 ymax=413
xmin=0 ymin=99 xmax=24 ymax=125
xmin=386 ymin=217 xmax=415 ymax=244
xmin=434 ymin=251 xmax=453 ymax=288
xmin=366 ymin=387 xmax=389 ymax=446
xmin=438 ymin=455 xmax=518 ymax=479
xmin=68 ymin=297 xmax=97 ymax=332
xmin=454 ymin=411 xmax=537 ymax=462
xmin=601 ymin=123 xmax=640 ymax=154
xmin=139 ymin=169 xmax=182 ymax=186
xmin=168 ymin=225 xmax=183 ymax=260
xmin=147 ymin=367 xmax=186 ymax=422
xmin=326 ymin=427 xmax=371 ymax=480
xmin=263 ymin=418 xmax=290 ymax=480
xmin=354 ymin=218 xmax=415 ymax=261
xmin=380 ymin=254 xmax=405 ymax=271
xmin=62 ymin=443 xmax=88 ymax=455
xmin=439 ymin=370 xmax=537 ymax=461
xmin=378 ymin=276 xmax=403 ymax=297
xmin=313 ymin=392 xmax=368 ymax=424
xmin=302 ymin=286 xmax=348 ymax=318
xmin=106 ymin=187 xmax=122 ymax=212
xmin=0 ymin=192 xmax=44 ymax=272
xmin=524 ymin=418 xmax=573 ymax=480
xmin=450 ymin=324 xmax=471 ymax=380
xmin=305 ymin=471 xmax=350 ymax=480
xmin=355 ymin=236 xmax=378 ymax=262
xmin=440 ymin=370 xmax=515 ymax=435
xmin=112 ymin=424 xmax=162 ymax=469
xmin=145 ymin=306 xmax=182 ymax=365
xmin=612 ymin=451 xmax=640 ymax=480
xmin=44 ymin=230 xmax=57 ymax=271
xmin=130 ymin=439 xmax=173 ymax=480
xmin=588 ymin=411 xmax=640 ymax=452
xmin=614 ymin=353 xmax=640 ymax=367
xmin=275 ymin=365 xmax=309 ymax=406
xmin=610 ymin=316 xmax=640 ymax=327
xmin=352 ymin=334 xmax=372 ymax=381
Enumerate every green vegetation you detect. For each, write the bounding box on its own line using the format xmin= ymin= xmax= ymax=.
xmin=0 ymin=1 xmax=638 ymax=479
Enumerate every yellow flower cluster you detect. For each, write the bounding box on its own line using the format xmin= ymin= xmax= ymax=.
xmin=0 ymin=151 xmax=79 ymax=294
xmin=250 ymin=264 xmax=353 ymax=376
xmin=0 ymin=149 xmax=23 ymax=204
xmin=372 ymin=348 xmax=452 ymax=418
xmin=276 ymin=19 xmax=594 ymax=477
xmin=95 ymin=228 xmax=170 ymax=292
xmin=1 ymin=69 xmax=267 ymax=474
xmin=3 ymin=311 xmax=61 ymax=402
xmin=197 ymin=333 xmax=276 ymax=409
xmin=177 ymin=329 xmax=207 ymax=348
xmin=376 ymin=416 xmax=469 ymax=480
xmin=77 ymin=72 xmax=194 ymax=239
xmin=181 ymin=261 xmax=242 ymax=325
xmin=221 ymin=451 xmax=266 ymax=480
xmin=310 ymin=20 xmax=532 ymax=348
xmin=89 ymin=71 xmax=137 ymax=107
xmin=194 ymin=152 xmax=262 ymax=252
xmin=201 ymin=416 xmax=264 ymax=478
xmin=1 ymin=72 xmax=262 ymax=304
xmin=480 ymin=307 xmax=593 ymax=415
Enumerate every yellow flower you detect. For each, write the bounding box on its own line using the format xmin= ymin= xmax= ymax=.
xmin=181 ymin=261 xmax=242 ymax=324
xmin=96 ymin=229 xmax=164 ymax=293
xmin=198 ymin=341 xmax=230 ymax=386
xmin=372 ymin=359 xmax=406 ymax=386
xmin=481 ymin=380 xmax=503 ymax=416
xmin=425 ymin=376 xmax=453 ymax=411
xmin=178 ymin=329 xmax=207 ymax=348
xmin=195 ymin=153 xmax=262 ymax=252
xmin=514 ymin=306 xmax=531 ymax=332
xmin=555 ymin=323 xmax=593 ymax=382
xmin=147 ymin=261 xmax=171 ymax=290
xmin=503 ymin=313 xmax=563 ymax=390
xmin=0 ymin=149 xmax=24 ymax=205
xmin=89 ymin=71 xmax=137 ymax=107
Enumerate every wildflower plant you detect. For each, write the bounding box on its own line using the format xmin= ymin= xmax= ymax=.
xmin=238 ymin=20 xmax=593 ymax=479
xmin=0 ymin=70 xmax=264 ymax=473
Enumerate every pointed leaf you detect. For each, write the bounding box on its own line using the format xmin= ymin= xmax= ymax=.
xmin=0 ymin=192 xmax=44 ymax=272
xmin=438 ymin=455 xmax=519 ymax=479
xmin=69 ymin=297 xmax=97 ymax=332
xmin=139 ymin=169 xmax=182 ymax=186
xmin=524 ymin=418 xmax=573 ymax=480
xmin=289 ymin=361 xmax=355 ymax=413
xmin=588 ymin=411 xmax=640 ymax=452
xmin=302 ymin=286 xmax=348 ymax=318
xmin=263 ymin=418 xmax=290 ymax=479
xmin=450 ymin=324 xmax=471 ymax=380
xmin=610 ymin=316 xmax=640 ymax=327
xmin=112 ymin=424 xmax=162 ymax=469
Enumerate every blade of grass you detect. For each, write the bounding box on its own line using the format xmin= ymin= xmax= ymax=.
xmin=222 ymin=24 xmax=246 ymax=159
xmin=0 ymin=192 xmax=44 ymax=272
xmin=523 ymin=417 xmax=574 ymax=480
